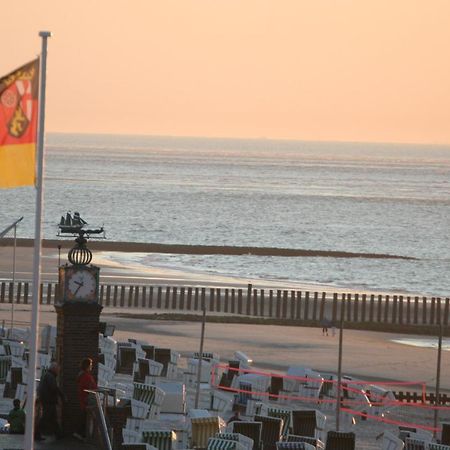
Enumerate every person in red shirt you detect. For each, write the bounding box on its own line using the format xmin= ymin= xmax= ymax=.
xmin=74 ymin=357 xmax=97 ymax=441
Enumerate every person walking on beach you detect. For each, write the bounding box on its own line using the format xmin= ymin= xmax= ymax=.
xmin=321 ymin=318 xmax=329 ymax=336
xmin=7 ymin=399 xmax=25 ymax=434
xmin=36 ymin=362 xmax=65 ymax=440
xmin=74 ymin=357 xmax=97 ymax=441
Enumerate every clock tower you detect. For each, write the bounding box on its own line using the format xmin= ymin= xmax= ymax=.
xmin=55 ymin=231 xmax=103 ymax=435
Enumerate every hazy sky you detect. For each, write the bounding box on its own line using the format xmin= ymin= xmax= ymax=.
xmin=2 ymin=1 xmax=450 ymax=144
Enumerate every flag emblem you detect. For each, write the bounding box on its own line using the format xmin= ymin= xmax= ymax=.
xmin=0 ymin=59 xmax=39 ymax=188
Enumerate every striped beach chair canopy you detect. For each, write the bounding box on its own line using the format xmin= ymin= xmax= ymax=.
xmin=207 ymin=438 xmax=246 ymax=450
xmin=428 ymin=444 xmax=450 ymax=450
xmin=268 ymin=408 xmax=291 ymax=437
xmin=215 ymin=432 xmax=253 ymax=450
xmin=133 ymin=382 xmax=165 ymax=406
xmin=286 ymin=434 xmax=325 ymax=450
xmin=142 ymin=430 xmax=176 ymax=450
xmin=276 ymin=442 xmax=315 ymax=450
xmin=403 ymin=437 xmax=427 ymax=450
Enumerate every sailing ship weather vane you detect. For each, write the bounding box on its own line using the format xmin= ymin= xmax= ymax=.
xmin=57 ymin=212 xmax=105 ymax=265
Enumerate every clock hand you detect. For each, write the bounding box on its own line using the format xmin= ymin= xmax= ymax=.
xmin=73 ymin=280 xmax=83 ymax=286
xmin=74 ymin=283 xmax=83 ymax=295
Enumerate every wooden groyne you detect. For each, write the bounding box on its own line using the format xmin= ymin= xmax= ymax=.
xmin=0 ymin=281 xmax=448 ymax=333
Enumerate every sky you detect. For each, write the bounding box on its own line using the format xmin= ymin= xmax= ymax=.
xmin=1 ymin=0 xmax=450 ymax=145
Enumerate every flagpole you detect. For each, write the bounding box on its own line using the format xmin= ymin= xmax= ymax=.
xmin=24 ymin=30 xmax=51 ymax=450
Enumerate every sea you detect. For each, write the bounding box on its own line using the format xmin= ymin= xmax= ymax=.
xmin=1 ymin=133 xmax=449 ymax=298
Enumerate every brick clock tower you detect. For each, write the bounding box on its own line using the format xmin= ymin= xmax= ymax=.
xmin=55 ymin=233 xmax=102 ymax=434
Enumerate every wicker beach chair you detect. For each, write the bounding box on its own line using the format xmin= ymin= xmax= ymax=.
xmin=286 ymin=434 xmax=325 ymax=449
xmin=375 ymin=431 xmax=404 ymax=450
xmin=207 ymin=438 xmax=246 ymax=450
xmin=121 ymin=445 xmax=158 ymax=450
xmin=142 ymin=430 xmax=177 ymax=450
xmin=403 ymin=438 xmax=427 ymax=450
xmin=215 ymin=432 xmax=254 ymax=450
xmin=267 ymin=407 xmax=292 ymax=437
xmin=132 ymin=382 xmax=165 ymax=418
xmin=276 ymin=442 xmax=315 ymax=450
xmin=191 ymin=417 xmax=221 ymax=449
xmin=232 ymin=421 xmax=262 ymax=450
xmin=292 ymin=410 xmax=326 ymax=442
xmin=324 ymin=431 xmax=355 ymax=450
xmin=254 ymin=415 xmax=283 ymax=450
xmin=428 ymin=444 xmax=450 ymax=450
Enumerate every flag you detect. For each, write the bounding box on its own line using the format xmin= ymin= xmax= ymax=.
xmin=0 ymin=59 xmax=39 ymax=188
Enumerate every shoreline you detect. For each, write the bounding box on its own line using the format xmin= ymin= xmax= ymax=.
xmin=0 ymin=237 xmax=414 ymax=259
xmin=0 ymin=240 xmax=420 ymax=296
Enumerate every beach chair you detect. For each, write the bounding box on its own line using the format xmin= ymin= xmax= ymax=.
xmin=375 ymin=431 xmax=404 ymax=450
xmin=324 ymin=431 xmax=355 ymax=450
xmin=215 ymin=432 xmax=254 ymax=450
xmin=442 ymin=422 xmax=450 ymax=445
xmin=191 ymin=417 xmax=221 ymax=449
xmin=121 ymin=445 xmax=158 ymax=450
xmin=286 ymin=434 xmax=325 ymax=449
xmin=207 ymin=438 xmax=246 ymax=450
xmin=211 ymin=389 xmax=233 ymax=414
xmin=246 ymin=400 xmax=266 ymax=417
xmin=0 ymin=356 xmax=11 ymax=383
xmin=292 ymin=410 xmax=326 ymax=442
xmin=276 ymin=442 xmax=315 ymax=450
xmin=428 ymin=444 xmax=450 ymax=450
xmin=142 ymin=430 xmax=177 ymax=450
xmin=267 ymin=407 xmax=291 ymax=437
xmin=188 ymin=358 xmax=213 ymax=383
xmin=132 ymin=382 xmax=165 ymax=419
xmin=403 ymin=438 xmax=427 ymax=450
xmin=117 ymin=344 xmax=138 ymax=374
xmin=232 ymin=421 xmax=262 ymax=450
xmin=254 ymin=415 xmax=283 ymax=450
xmin=123 ymin=428 xmax=144 ymax=444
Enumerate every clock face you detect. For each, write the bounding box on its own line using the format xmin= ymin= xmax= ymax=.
xmin=66 ymin=268 xmax=97 ymax=301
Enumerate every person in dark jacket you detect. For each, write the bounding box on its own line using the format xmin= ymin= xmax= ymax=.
xmin=36 ymin=362 xmax=65 ymax=439
xmin=8 ymin=399 xmax=25 ymax=434
xmin=73 ymin=357 xmax=97 ymax=440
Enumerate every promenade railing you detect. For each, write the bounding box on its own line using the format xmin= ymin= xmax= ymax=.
xmin=0 ymin=281 xmax=448 ymax=330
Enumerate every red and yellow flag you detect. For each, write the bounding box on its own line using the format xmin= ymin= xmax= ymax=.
xmin=0 ymin=59 xmax=39 ymax=188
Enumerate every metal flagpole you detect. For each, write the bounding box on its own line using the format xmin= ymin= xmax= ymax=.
xmin=10 ymin=216 xmax=23 ymax=335
xmin=195 ymin=298 xmax=207 ymax=408
xmin=24 ymin=30 xmax=51 ymax=450
xmin=433 ymin=322 xmax=443 ymax=437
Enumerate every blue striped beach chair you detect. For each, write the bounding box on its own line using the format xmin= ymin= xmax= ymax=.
xmin=267 ymin=408 xmax=292 ymax=437
xmin=191 ymin=417 xmax=221 ymax=449
xmin=215 ymin=432 xmax=254 ymax=450
xmin=142 ymin=430 xmax=176 ymax=450
xmin=207 ymin=438 xmax=246 ymax=450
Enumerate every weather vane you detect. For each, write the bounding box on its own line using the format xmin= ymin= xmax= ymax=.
xmin=57 ymin=212 xmax=105 ymax=266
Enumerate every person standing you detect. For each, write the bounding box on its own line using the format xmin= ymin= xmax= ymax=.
xmin=7 ymin=399 xmax=25 ymax=434
xmin=36 ymin=362 xmax=65 ymax=440
xmin=74 ymin=357 xmax=97 ymax=441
